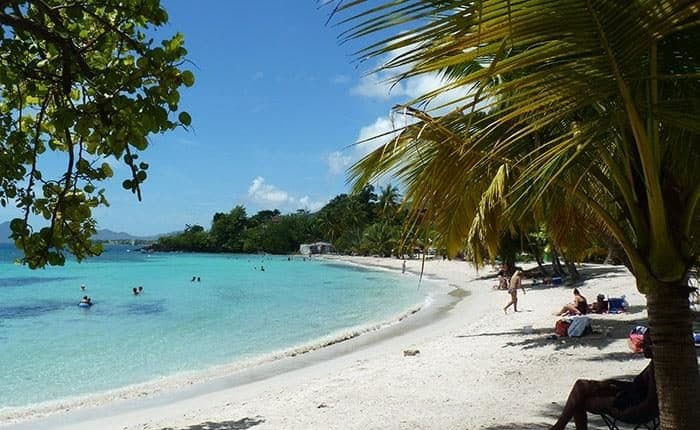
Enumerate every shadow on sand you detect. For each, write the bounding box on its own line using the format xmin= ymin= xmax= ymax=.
xmin=478 ymin=400 xmax=624 ymax=429
xmin=160 ymin=416 xmax=265 ymax=430
xmin=478 ymin=263 xmax=630 ymax=290
xmin=456 ymin=316 xmax=650 ymax=353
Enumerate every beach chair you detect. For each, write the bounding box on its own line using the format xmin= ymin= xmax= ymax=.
xmin=600 ymin=413 xmax=659 ymax=430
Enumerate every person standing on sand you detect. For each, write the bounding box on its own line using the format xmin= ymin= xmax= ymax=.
xmin=402 ymin=259 xmax=407 ymax=274
xmin=504 ymin=270 xmax=526 ymax=314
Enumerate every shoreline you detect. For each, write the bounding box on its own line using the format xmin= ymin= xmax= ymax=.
xmin=1 ymin=257 xmax=458 ymax=428
xmin=4 ymin=257 xmax=665 ymax=430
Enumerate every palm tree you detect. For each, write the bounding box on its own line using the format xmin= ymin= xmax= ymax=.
xmin=361 ymin=221 xmax=399 ymax=257
xmin=334 ymin=1 xmax=700 ymax=428
xmin=377 ymin=184 xmax=401 ymax=220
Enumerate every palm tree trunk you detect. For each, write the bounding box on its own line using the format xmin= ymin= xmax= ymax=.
xmin=564 ymin=260 xmax=580 ymax=283
xmin=529 ymin=242 xmax=549 ymax=276
xmin=604 ymin=245 xmax=615 ymax=264
xmin=551 ymin=247 xmax=565 ymax=276
xmin=645 ymin=281 xmax=700 ymax=430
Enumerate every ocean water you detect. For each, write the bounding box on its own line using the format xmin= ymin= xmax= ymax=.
xmin=0 ymin=245 xmax=431 ymax=409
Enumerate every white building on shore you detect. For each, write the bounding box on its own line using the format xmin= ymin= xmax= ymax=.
xmin=299 ymin=242 xmax=334 ymax=255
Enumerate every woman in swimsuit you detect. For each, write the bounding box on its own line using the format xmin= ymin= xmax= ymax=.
xmin=555 ymin=288 xmax=588 ymax=316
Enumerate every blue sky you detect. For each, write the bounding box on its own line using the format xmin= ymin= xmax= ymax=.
xmin=105 ymin=0 xmax=413 ymax=235
xmin=2 ymin=1 xmax=450 ymax=236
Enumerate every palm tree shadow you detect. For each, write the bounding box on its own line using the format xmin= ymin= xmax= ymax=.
xmin=457 ymin=317 xmax=649 ymax=353
xmin=159 ymin=416 xmax=265 ymax=430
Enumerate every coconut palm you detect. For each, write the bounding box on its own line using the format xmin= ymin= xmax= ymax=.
xmin=361 ymin=221 xmax=399 ymax=257
xmin=377 ymin=183 xmax=401 ymax=220
xmin=334 ymin=1 xmax=700 ymax=428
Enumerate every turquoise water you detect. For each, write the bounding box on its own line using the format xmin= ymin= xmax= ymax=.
xmin=0 ymin=245 xmax=429 ymax=409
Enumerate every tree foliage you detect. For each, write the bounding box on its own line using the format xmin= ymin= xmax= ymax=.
xmin=153 ymin=184 xmax=415 ymax=257
xmin=0 ymin=0 xmax=193 ymax=268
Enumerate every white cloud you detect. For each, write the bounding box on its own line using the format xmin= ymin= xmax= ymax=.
xmin=357 ymin=115 xmax=405 ymax=154
xmin=327 ymin=151 xmax=353 ymax=175
xmin=350 ymin=74 xmax=407 ymax=100
xmin=336 ymin=38 xmax=475 ymax=178
xmin=299 ymin=196 xmax=325 ymax=212
xmin=247 ymin=177 xmax=327 ymax=212
xmin=326 ymin=112 xmax=415 ymax=177
xmin=248 ymin=177 xmax=290 ymax=205
xmin=331 ymin=74 xmax=350 ymax=84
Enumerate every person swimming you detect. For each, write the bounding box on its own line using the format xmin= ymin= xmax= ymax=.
xmin=138 ymin=286 xmax=143 ymax=294
xmin=80 ymin=284 xmax=86 ymax=291
xmin=132 ymin=287 xmax=139 ymax=295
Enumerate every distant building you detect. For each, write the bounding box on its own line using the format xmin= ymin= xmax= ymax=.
xmin=299 ymin=242 xmax=334 ymax=255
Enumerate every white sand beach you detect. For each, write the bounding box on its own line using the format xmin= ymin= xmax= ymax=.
xmin=4 ymin=258 xmax=659 ymax=430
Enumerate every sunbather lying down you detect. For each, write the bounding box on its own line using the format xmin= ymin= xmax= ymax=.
xmin=550 ymin=330 xmax=657 ymax=430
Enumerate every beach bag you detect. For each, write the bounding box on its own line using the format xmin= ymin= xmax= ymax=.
xmin=567 ymin=316 xmax=592 ymax=337
xmin=555 ymin=319 xmax=570 ymax=337
xmin=628 ymin=325 xmax=648 ymax=353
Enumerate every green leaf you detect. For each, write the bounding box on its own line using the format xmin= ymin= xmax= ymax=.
xmin=181 ymin=70 xmax=195 ymax=87
xmin=101 ymin=163 xmax=113 ymax=178
xmin=178 ymin=111 xmax=192 ymax=126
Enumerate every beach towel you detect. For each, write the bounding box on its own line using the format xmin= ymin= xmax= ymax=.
xmin=567 ymin=316 xmax=591 ymax=337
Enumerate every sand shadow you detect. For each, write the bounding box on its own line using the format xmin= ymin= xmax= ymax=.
xmin=480 ymin=397 xmax=660 ymax=430
xmin=457 ymin=317 xmax=649 ymax=353
xmin=160 ymin=416 xmax=265 ymax=430
xmin=479 ymin=400 xmax=628 ymax=429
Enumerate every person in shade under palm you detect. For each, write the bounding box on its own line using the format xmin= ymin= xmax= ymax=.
xmin=550 ymin=329 xmax=657 ymax=430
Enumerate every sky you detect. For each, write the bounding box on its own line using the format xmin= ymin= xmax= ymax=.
xmin=1 ymin=1 xmax=450 ymax=236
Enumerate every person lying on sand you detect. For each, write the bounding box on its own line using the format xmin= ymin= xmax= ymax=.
xmin=555 ymin=288 xmax=588 ymax=316
xmin=550 ymin=329 xmax=657 ymax=430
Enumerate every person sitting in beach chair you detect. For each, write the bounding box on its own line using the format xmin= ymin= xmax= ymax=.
xmin=550 ymin=330 xmax=658 ymax=430
xmin=555 ymin=289 xmax=588 ymax=316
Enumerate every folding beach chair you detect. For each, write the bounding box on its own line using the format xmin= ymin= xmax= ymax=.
xmin=600 ymin=413 xmax=659 ymax=430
